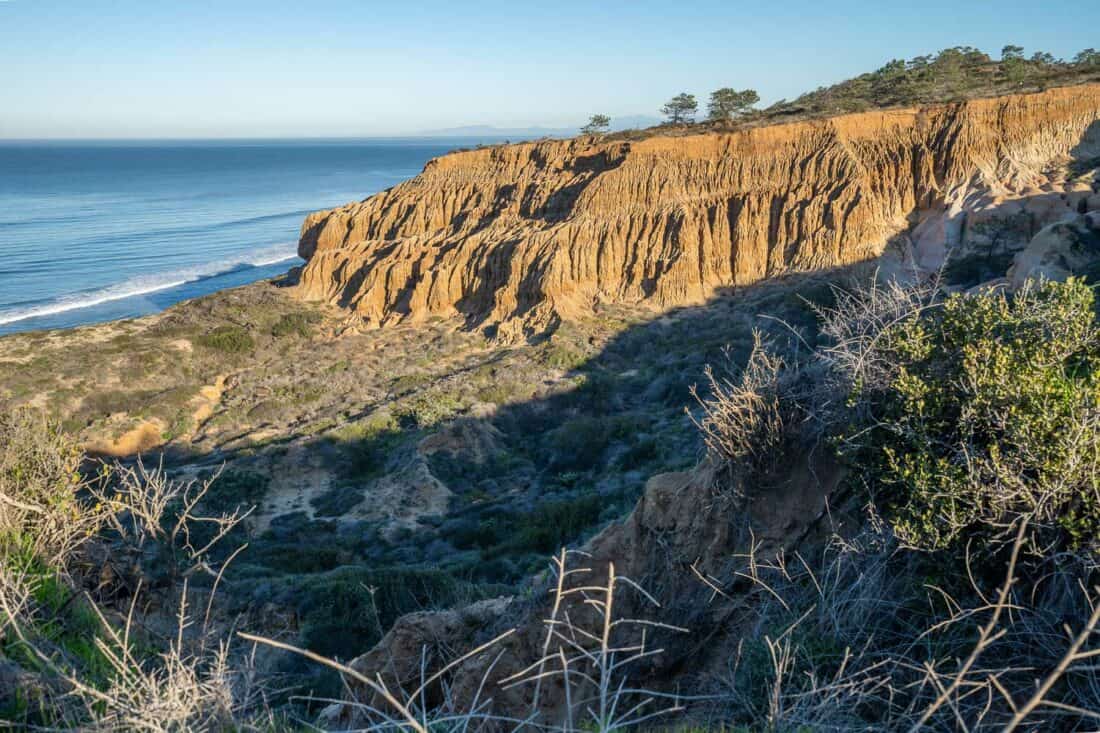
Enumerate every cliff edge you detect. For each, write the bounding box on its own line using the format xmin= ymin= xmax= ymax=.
xmin=295 ymin=86 xmax=1100 ymax=334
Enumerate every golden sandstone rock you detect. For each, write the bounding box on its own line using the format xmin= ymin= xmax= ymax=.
xmin=295 ymin=86 xmax=1100 ymax=335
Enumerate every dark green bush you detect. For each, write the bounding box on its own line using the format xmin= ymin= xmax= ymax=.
xmin=270 ymin=311 xmax=321 ymax=338
xmin=547 ymin=416 xmax=612 ymax=471
xmin=616 ymin=436 xmax=660 ymax=470
xmin=195 ymin=325 xmax=254 ymax=353
xmin=446 ymin=515 xmax=508 ymax=550
xmin=503 ymin=495 xmax=606 ymax=554
xmin=848 ymin=279 xmax=1100 ymax=553
xmin=309 ymin=484 xmax=364 ymax=517
xmin=250 ymin=543 xmax=344 ymax=574
xmin=196 ymin=469 xmax=269 ymax=514
xmin=295 ymin=567 xmax=475 ymax=658
xmin=427 ymin=449 xmax=523 ymax=495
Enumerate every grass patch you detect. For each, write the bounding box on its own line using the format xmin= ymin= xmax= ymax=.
xmin=271 ymin=312 xmax=322 ymax=339
xmin=0 ymin=537 xmax=115 ymax=688
xmin=195 ymin=325 xmax=254 ymax=353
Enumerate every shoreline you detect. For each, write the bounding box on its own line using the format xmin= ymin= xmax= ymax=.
xmin=0 ymin=256 xmax=301 ymax=337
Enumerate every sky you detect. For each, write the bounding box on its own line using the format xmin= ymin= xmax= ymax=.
xmin=0 ymin=0 xmax=1094 ymax=139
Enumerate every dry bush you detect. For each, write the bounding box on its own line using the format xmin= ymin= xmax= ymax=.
xmin=689 ymin=333 xmax=789 ymax=475
xmin=56 ymin=588 xmax=264 ymax=732
xmin=92 ymin=458 xmax=252 ymax=584
xmin=0 ymin=409 xmax=263 ymax=731
xmin=56 ymin=462 xmax=259 ymax=731
xmin=811 ymin=273 xmax=940 ymax=400
xmin=242 ymin=627 xmax=520 ymax=733
xmin=501 ymin=549 xmax=689 ymax=731
xmin=687 ymin=274 xmax=940 ymax=476
xmin=242 ymin=530 xmax=1100 ymax=731
xmin=686 ymin=272 xmax=942 ymax=476
xmin=1 ymin=572 xmax=268 ymax=732
xmin=0 ymin=408 xmax=106 ymax=567
xmin=691 ymin=522 xmax=1100 ymax=731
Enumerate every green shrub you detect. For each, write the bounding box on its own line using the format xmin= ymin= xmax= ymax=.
xmin=327 ymin=413 xmax=405 ymax=480
xmin=0 ymin=543 xmax=115 ymax=688
xmin=475 ymin=381 xmax=529 ymax=404
xmin=0 ymin=410 xmax=97 ymax=566
xmin=294 ymin=567 xmax=480 ymax=658
xmin=77 ymin=388 xmax=161 ymax=419
xmin=503 ymin=495 xmax=606 ymax=554
xmin=196 ymin=469 xmax=270 ymax=515
xmin=270 ymin=311 xmax=321 ymax=338
xmin=310 ymin=485 xmax=364 ymax=517
xmin=847 ymin=279 xmax=1100 ymax=553
xmin=329 ymin=412 xmax=399 ymax=444
xmin=540 ymin=341 xmax=588 ymax=370
xmin=390 ymin=373 xmax=430 ymax=395
xmin=195 ymin=325 xmax=254 ymax=353
xmin=397 ymin=392 xmax=465 ymax=428
xmin=547 ymin=416 xmax=612 ymax=471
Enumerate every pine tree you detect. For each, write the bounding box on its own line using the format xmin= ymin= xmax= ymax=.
xmin=706 ymin=88 xmax=760 ymax=121
xmin=661 ymin=93 xmax=698 ymax=124
xmin=580 ymin=114 xmax=611 ymax=135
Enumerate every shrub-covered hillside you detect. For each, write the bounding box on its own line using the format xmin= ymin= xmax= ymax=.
xmin=6 ymin=275 xmax=1100 ymax=730
xmin=774 ymin=45 xmax=1100 ymax=116
xmin=609 ymin=45 xmax=1100 ymax=140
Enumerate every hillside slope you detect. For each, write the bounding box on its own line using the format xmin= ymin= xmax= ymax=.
xmin=296 ymin=85 xmax=1100 ymax=335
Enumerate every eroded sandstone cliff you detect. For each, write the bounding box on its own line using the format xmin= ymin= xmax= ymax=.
xmin=296 ymin=86 xmax=1100 ymax=334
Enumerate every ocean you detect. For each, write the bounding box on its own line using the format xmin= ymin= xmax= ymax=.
xmin=0 ymin=138 xmax=488 ymax=335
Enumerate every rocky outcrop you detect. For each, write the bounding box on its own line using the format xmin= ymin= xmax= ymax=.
xmin=296 ymin=85 xmax=1100 ymax=335
xmin=1008 ymin=211 xmax=1100 ymax=288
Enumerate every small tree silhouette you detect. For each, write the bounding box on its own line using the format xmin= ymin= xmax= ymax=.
xmin=581 ymin=114 xmax=611 ymax=135
xmin=706 ymin=88 xmax=760 ymax=121
xmin=661 ymin=93 xmax=697 ymax=124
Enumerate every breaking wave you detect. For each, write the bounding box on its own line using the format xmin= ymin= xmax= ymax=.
xmin=0 ymin=244 xmax=300 ymax=326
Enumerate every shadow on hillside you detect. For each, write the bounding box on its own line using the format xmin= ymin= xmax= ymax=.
xmin=111 ymin=139 xmax=1100 ymax=699
xmin=212 ymin=261 xmax=875 ymax=697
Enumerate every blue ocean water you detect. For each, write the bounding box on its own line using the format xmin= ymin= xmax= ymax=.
xmin=0 ymin=139 xmax=487 ymax=335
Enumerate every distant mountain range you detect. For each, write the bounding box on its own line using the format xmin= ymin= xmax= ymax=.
xmin=418 ymin=115 xmax=661 ymax=139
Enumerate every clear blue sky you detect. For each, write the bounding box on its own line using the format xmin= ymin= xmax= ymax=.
xmin=0 ymin=0 xmax=1092 ymax=138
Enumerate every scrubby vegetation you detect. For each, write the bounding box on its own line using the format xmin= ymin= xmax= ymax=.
xmin=195 ymin=324 xmax=255 ymax=354
xmin=778 ymin=45 xmax=1100 ymax=117
xmin=5 ymin=39 xmax=1100 ymax=730
xmin=682 ymin=275 xmax=1100 ymax=730
xmin=7 ymin=273 xmax=1100 ymax=730
xmin=849 ymin=279 xmax=1100 ymax=553
xmin=613 ymin=45 xmax=1100 ymax=140
xmin=0 ymin=411 xmax=263 ymax=729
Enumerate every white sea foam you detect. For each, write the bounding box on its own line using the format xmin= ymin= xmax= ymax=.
xmin=0 ymin=244 xmax=300 ymax=326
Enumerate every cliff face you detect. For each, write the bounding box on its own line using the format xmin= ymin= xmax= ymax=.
xmin=296 ymin=85 xmax=1100 ymax=333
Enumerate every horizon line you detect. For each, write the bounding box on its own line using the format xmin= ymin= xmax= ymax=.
xmin=0 ymin=133 xmax=566 ymax=142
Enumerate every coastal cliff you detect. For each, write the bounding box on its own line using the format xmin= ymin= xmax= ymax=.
xmin=295 ymin=85 xmax=1100 ymax=333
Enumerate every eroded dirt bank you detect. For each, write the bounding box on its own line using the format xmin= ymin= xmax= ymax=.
xmin=296 ymin=85 xmax=1100 ymax=335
